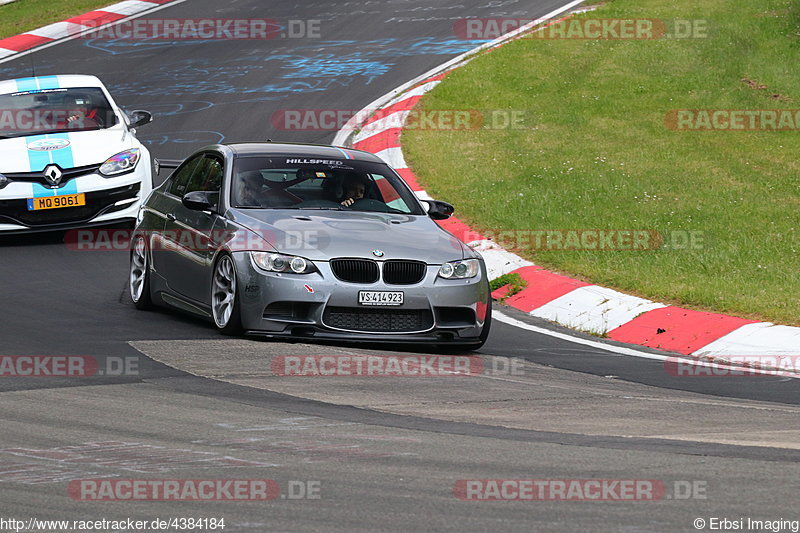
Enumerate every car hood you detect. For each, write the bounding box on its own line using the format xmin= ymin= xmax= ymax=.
xmin=0 ymin=127 xmax=136 ymax=172
xmin=229 ymin=209 xmax=467 ymax=263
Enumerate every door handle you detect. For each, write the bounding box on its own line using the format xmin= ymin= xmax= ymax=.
xmin=166 ymin=213 xmax=177 ymax=221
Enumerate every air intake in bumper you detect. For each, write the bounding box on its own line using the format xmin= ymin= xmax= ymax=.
xmin=322 ymin=306 xmax=434 ymax=332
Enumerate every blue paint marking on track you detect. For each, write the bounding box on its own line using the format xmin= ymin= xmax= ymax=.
xmin=138 ymin=130 xmax=226 ymax=146
xmin=83 ymin=38 xmax=485 ymax=102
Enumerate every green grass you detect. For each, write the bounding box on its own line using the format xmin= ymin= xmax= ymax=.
xmin=489 ymin=272 xmax=527 ymax=301
xmin=404 ymin=0 xmax=800 ymax=326
xmin=0 ymin=0 xmax=116 ymax=40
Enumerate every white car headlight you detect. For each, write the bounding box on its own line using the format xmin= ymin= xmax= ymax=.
xmin=438 ymin=259 xmax=480 ymax=279
xmin=99 ymin=148 xmax=140 ymax=176
xmin=251 ymin=252 xmax=316 ymax=274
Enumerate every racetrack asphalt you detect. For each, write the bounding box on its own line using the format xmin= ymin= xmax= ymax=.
xmin=0 ymin=0 xmax=798 ymax=530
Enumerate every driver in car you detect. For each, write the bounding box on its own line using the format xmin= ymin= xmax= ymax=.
xmin=65 ymin=95 xmax=101 ymax=129
xmin=339 ymin=174 xmax=369 ymax=207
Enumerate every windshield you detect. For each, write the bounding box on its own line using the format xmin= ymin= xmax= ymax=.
xmin=232 ymin=156 xmax=426 ymax=215
xmin=0 ymin=87 xmax=118 ymax=138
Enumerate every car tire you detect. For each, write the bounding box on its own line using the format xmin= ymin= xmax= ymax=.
xmin=211 ymin=253 xmax=243 ymax=336
xmin=130 ymin=235 xmax=153 ymax=310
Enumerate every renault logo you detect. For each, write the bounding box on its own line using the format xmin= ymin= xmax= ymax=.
xmin=43 ymin=165 xmax=63 ymax=187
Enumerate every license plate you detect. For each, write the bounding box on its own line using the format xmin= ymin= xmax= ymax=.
xmin=358 ymin=291 xmax=404 ymax=306
xmin=27 ymin=193 xmax=86 ymax=211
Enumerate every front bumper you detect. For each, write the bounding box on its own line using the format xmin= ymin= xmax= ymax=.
xmin=232 ymin=252 xmax=490 ymax=344
xmin=0 ymin=161 xmax=150 ymax=233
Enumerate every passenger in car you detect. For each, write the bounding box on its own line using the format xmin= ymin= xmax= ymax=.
xmin=236 ymin=171 xmax=268 ymax=207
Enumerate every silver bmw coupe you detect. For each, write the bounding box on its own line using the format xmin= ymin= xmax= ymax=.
xmin=130 ymin=143 xmax=491 ymax=349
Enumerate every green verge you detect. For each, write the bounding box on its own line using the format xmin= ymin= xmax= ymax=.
xmin=403 ymin=0 xmax=800 ymax=326
xmin=489 ymin=272 xmax=527 ymax=301
xmin=0 ymin=0 xmax=116 ymax=40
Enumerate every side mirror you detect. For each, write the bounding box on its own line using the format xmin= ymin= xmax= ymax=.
xmin=128 ymin=109 xmax=153 ymax=129
xmin=423 ymin=199 xmax=454 ymax=220
xmin=182 ymin=191 xmax=216 ymax=211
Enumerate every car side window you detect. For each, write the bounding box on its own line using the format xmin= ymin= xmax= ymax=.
xmin=185 ymin=155 xmax=224 ymax=208
xmin=168 ymin=155 xmax=203 ymax=197
xmin=185 ymin=155 xmax=224 ymax=194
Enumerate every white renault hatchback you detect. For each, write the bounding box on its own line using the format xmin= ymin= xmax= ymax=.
xmin=0 ymin=74 xmax=153 ymax=232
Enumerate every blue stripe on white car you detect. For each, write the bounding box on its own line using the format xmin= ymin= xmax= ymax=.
xmin=14 ymin=78 xmax=39 ymax=92
xmin=25 ymin=134 xmax=54 ymax=172
xmin=35 ymin=76 xmax=61 ymax=90
xmin=15 ymin=75 xmax=60 ymax=92
xmin=25 ymin=132 xmax=76 ymax=194
xmin=43 ymin=132 xmax=75 ymax=170
xmin=32 ymin=179 xmax=78 ymax=199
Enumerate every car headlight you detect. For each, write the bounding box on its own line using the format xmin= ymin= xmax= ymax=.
xmin=0 ymin=173 xmax=8 ymax=190
xmin=251 ymin=252 xmax=316 ymax=274
xmin=438 ymin=259 xmax=480 ymax=279
xmin=99 ymin=148 xmax=140 ymax=176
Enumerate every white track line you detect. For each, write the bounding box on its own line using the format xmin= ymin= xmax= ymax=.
xmin=332 ymin=0 xmax=587 ymax=147
xmin=0 ymin=0 xmax=188 ymax=65
xmin=494 ymin=310 xmax=800 ymax=378
xmin=496 ymin=310 xmax=662 ymax=360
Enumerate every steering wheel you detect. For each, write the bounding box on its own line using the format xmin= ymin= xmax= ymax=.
xmin=344 ymin=198 xmax=394 ymax=212
xmin=292 ymin=199 xmax=345 ymax=209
